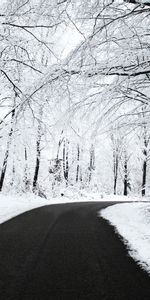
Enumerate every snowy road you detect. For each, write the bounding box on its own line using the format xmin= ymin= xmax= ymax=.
xmin=0 ymin=201 xmax=150 ymax=300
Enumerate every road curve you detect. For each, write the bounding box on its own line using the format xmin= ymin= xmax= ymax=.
xmin=0 ymin=201 xmax=150 ymax=300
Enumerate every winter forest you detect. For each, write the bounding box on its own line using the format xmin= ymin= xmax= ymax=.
xmin=0 ymin=0 xmax=150 ymax=198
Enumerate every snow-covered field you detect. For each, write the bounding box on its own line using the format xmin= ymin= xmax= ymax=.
xmin=0 ymin=192 xmax=150 ymax=275
xmin=100 ymin=203 xmax=150 ymax=275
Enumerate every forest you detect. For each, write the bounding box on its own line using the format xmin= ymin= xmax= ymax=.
xmin=0 ymin=0 xmax=150 ymax=198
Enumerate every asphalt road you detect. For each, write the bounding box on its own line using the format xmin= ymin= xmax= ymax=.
xmin=0 ymin=201 xmax=150 ymax=300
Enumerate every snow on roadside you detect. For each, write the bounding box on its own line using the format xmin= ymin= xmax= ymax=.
xmin=100 ymin=203 xmax=150 ymax=274
xmin=0 ymin=192 xmax=142 ymax=224
xmin=0 ymin=193 xmax=50 ymax=224
xmin=0 ymin=192 xmax=103 ymax=224
xmin=0 ymin=190 xmax=148 ymax=224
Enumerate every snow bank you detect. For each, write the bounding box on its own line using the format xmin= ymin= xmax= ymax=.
xmin=0 ymin=192 xmax=102 ymax=224
xmin=0 ymin=192 xmax=141 ymax=224
xmin=100 ymin=203 xmax=150 ymax=274
xmin=0 ymin=193 xmax=50 ymax=224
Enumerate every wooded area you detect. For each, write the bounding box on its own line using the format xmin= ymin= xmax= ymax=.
xmin=0 ymin=0 xmax=149 ymax=197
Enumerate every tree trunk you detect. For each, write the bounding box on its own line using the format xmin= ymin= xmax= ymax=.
xmin=113 ymin=152 xmax=118 ymax=195
xmin=56 ymin=130 xmax=64 ymax=161
xmin=124 ymin=157 xmax=128 ymax=196
xmin=114 ymin=176 xmax=117 ymax=195
xmin=142 ymin=149 xmax=147 ymax=197
xmin=89 ymin=144 xmax=95 ymax=183
xmin=10 ymin=162 xmax=15 ymax=186
xmin=63 ymin=139 xmax=69 ymax=186
xmin=141 ymin=121 xmax=149 ymax=197
xmin=76 ymin=144 xmax=80 ymax=183
xmin=24 ymin=147 xmax=30 ymax=191
xmin=80 ymin=169 xmax=82 ymax=183
xmin=33 ymin=122 xmax=42 ymax=192
xmin=0 ymin=108 xmax=15 ymax=192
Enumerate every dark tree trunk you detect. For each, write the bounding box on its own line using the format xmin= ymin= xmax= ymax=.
xmin=0 ymin=149 xmax=9 ymax=192
xmin=10 ymin=162 xmax=15 ymax=186
xmin=141 ymin=121 xmax=149 ymax=197
xmin=33 ymin=140 xmax=41 ymax=191
xmin=66 ymin=143 xmax=69 ymax=183
xmin=63 ymin=139 xmax=69 ymax=186
xmin=113 ymin=152 xmax=118 ymax=195
xmin=142 ymin=149 xmax=147 ymax=197
xmin=114 ymin=176 xmax=117 ymax=195
xmin=0 ymin=108 xmax=15 ymax=192
xmin=33 ymin=123 xmax=41 ymax=192
xmin=80 ymin=170 xmax=82 ymax=183
xmin=124 ymin=157 xmax=128 ymax=196
xmin=124 ymin=0 xmax=150 ymax=6
xmin=24 ymin=147 xmax=30 ymax=191
xmin=63 ymin=141 xmax=66 ymax=180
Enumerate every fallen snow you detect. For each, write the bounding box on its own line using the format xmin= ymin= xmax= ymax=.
xmin=100 ymin=203 xmax=150 ymax=274
xmin=0 ymin=192 xmax=103 ymax=224
xmin=0 ymin=192 xmax=142 ymax=224
xmin=0 ymin=194 xmax=49 ymax=224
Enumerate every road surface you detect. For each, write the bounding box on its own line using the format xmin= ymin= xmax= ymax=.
xmin=0 ymin=201 xmax=150 ymax=299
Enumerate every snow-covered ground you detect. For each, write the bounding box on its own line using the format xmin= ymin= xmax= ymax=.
xmin=0 ymin=192 xmax=142 ymax=224
xmin=100 ymin=203 xmax=150 ymax=275
xmin=0 ymin=192 xmax=104 ymax=224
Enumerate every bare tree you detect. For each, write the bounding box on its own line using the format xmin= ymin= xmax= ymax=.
xmin=32 ymin=109 xmax=43 ymax=193
xmin=141 ymin=125 xmax=150 ymax=196
xmin=111 ymin=133 xmax=122 ymax=195
xmin=88 ymin=144 xmax=95 ymax=183
xmin=0 ymin=104 xmax=16 ymax=191
xmin=122 ymin=150 xmax=131 ymax=196
xmin=76 ymin=144 xmax=80 ymax=183
xmin=63 ymin=139 xmax=69 ymax=186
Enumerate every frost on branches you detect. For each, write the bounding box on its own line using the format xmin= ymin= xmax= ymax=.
xmin=0 ymin=0 xmax=149 ymax=198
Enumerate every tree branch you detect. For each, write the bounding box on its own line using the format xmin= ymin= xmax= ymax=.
xmin=4 ymin=59 xmax=43 ymax=74
xmin=124 ymin=0 xmax=150 ymax=7
xmin=0 ymin=69 xmax=23 ymax=94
